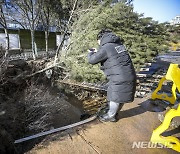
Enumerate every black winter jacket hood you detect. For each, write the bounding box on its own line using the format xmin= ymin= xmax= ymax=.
xmin=100 ymin=33 xmax=121 ymax=46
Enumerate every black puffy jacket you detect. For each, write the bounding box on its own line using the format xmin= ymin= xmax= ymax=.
xmin=88 ymin=33 xmax=136 ymax=103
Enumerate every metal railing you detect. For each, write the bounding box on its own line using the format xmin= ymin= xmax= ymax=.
xmin=7 ymin=50 xmax=56 ymax=61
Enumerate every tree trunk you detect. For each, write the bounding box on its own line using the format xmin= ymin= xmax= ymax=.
xmin=54 ymin=0 xmax=78 ymax=65
xmin=30 ymin=30 xmax=36 ymax=60
xmin=4 ymin=28 xmax=9 ymax=58
xmin=45 ymin=30 xmax=49 ymax=57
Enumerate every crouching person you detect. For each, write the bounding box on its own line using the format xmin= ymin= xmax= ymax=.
xmin=87 ymin=29 xmax=136 ymax=122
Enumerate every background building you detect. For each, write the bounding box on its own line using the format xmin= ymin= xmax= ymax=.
xmin=170 ymin=15 xmax=180 ymax=25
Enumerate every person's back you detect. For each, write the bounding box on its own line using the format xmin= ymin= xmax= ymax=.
xmin=88 ymin=29 xmax=136 ymax=122
xmin=99 ymin=33 xmax=136 ymax=82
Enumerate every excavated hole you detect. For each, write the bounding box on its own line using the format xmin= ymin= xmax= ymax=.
xmin=0 ymin=59 xmax=106 ymax=153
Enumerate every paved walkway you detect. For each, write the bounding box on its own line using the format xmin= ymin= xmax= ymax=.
xmin=28 ymin=96 xmax=179 ymax=154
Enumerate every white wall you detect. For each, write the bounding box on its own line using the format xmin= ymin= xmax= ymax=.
xmin=0 ymin=33 xmax=20 ymax=49
xmin=56 ymin=34 xmax=63 ymax=47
